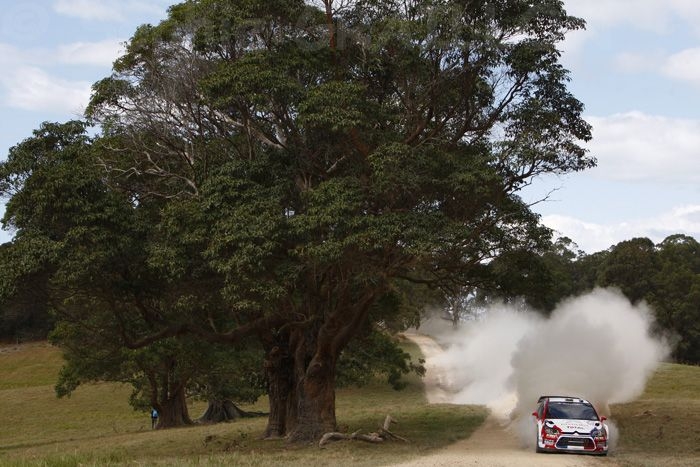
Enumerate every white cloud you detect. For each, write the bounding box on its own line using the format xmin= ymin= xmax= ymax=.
xmin=586 ymin=112 xmax=700 ymax=184
xmin=53 ymin=0 xmax=170 ymax=22
xmin=564 ymin=0 xmax=700 ymax=33
xmin=662 ymin=48 xmax=700 ymax=85
xmin=560 ymin=0 xmax=700 ymax=66
xmin=0 ymin=39 xmax=124 ymax=68
xmin=0 ymin=39 xmax=123 ymax=114
xmin=1 ymin=66 xmax=91 ymax=114
xmin=57 ymin=39 xmax=125 ymax=67
xmin=614 ymin=50 xmax=665 ymax=73
xmin=53 ymin=0 xmax=124 ymax=21
xmin=0 ymin=43 xmax=27 ymax=66
xmin=543 ymin=205 xmax=700 ymax=253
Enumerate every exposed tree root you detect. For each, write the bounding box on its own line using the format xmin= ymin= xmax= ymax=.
xmin=197 ymin=399 xmax=267 ymax=424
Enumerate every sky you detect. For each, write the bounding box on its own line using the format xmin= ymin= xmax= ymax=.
xmin=0 ymin=0 xmax=699 ymax=253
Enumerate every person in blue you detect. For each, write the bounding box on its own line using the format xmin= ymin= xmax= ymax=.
xmin=151 ymin=408 xmax=159 ymax=429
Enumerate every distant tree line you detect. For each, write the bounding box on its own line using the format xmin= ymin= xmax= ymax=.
xmin=455 ymin=234 xmax=700 ymax=364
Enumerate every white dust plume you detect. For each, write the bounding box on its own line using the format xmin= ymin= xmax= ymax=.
xmin=418 ymin=288 xmax=669 ymax=446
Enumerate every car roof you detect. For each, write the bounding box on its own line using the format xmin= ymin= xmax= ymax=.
xmin=537 ymin=395 xmax=591 ymax=405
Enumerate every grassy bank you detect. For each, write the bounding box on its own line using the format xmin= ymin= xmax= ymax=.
xmin=0 ymin=340 xmax=487 ymax=466
xmin=4 ymin=341 xmax=699 ymax=466
xmin=611 ymin=363 xmax=700 ymax=467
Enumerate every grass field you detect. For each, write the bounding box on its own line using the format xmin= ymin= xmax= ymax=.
xmin=610 ymin=362 xmax=700 ymax=467
xmin=0 ymin=340 xmax=487 ymax=466
xmin=2 ymin=341 xmax=699 ymax=466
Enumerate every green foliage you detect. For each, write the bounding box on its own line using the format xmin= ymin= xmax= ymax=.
xmin=2 ymin=0 xmax=598 ymax=437
xmin=201 ymin=156 xmax=295 ymax=307
xmin=0 ymin=247 xmax=53 ymax=341
xmin=188 ymin=340 xmax=267 ymax=404
xmin=648 ymin=236 xmax=700 ymax=363
xmin=84 ymin=0 xmax=594 ymax=308
xmin=599 ymin=237 xmax=659 ymax=303
xmin=337 ymin=329 xmax=425 ymax=390
xmin=0 ymin=121 xmax=265 ymax=422
xmin=299 ymin=82 xmax=370 ymax=132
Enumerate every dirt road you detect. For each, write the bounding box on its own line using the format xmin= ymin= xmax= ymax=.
xmin=396 ymin=333 xmax=618 ymax=467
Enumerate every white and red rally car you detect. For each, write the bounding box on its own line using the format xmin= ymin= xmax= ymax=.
xmin=532 ymin=396 xmax=608 ymax=456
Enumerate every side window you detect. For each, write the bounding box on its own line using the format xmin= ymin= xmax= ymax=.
xmin=537 ymin=402 xmax=544 ymax=419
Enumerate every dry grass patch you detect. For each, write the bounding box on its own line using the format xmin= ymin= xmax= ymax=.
xmin=611 ymin=363 xmax=700 ymax=467
xmin=0 ymin=342 xmax=63 ymax=389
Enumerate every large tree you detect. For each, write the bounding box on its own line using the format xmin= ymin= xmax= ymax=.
xmin=84 ymin=0 xmax=593 ymax=442
xmin=0 ymin=122 xmax=266 ymax=428
xmin=2 ymin=0 xmax=594 ymax=442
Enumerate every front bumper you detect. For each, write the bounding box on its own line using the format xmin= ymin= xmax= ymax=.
xmin=540 ymin=434 xmax=608 ymax=454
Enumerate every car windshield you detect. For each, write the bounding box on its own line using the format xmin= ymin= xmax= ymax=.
xmin=546 ymin=402 xmax=599 ymax=420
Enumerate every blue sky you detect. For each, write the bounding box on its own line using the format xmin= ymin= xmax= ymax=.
xmin=1 ymin=0 xmax=699 ymax=253
xmin=525 ymin=0 xmax=700 ymax=252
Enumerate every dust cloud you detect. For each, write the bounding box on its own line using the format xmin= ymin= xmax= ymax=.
xmin=418 ymin=288 xmax=669 ymax=446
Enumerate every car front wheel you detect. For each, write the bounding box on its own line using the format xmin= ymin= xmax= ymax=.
xmin=535 ymin=435 xmax=544 ymax=453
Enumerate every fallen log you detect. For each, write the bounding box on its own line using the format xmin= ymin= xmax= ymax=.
xmin=319 ymin=430 xmax=384 ymax=446
xmin=378 ymin=415 xmax=408 ymax=442
xmin=319 ymin=415 xmax=408 ymax=447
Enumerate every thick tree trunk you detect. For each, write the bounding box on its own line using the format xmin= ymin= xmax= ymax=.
xmin=262 ymin=328 xmax=339 ymax=442
xmin=262 ymin=340 xmax=296 ymax=438
xmin=287 ymin=353 xmax=337 ymax=442
xmin=155 ymin=385 xmax=192 ymax=429
xmin=263 ymin=292 xmax=380 ymax=442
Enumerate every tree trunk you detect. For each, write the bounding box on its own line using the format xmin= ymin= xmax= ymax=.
xmin=262 ymin=338 xmax=296 ymax=439
xmin=262 ymin=329 xmax=339 ymax=442
xmin=263 ymin=293 xmax=380 ymax=442
xmin=289 ymin=355 xmax=336 ymax=442
xmin=155 ymin=384 xmax=192 ymax=429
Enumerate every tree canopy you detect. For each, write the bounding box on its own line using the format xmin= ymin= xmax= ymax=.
xmin=0 ymin=0 xmax=595 ymax=442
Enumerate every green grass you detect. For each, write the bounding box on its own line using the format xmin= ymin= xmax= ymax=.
xmin=5 ymin=341 xmax=699 ymax=466
xmin=611 ymin=363 xmax=700 ymax=467
xmin=0 ymin=340 xmax=487 ymax=466
xmin=0 ymin=342 xmax=63 ymax=389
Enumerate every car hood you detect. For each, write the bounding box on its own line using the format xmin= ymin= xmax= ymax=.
xmin=547 ymin=419 xmax=603 ymax=434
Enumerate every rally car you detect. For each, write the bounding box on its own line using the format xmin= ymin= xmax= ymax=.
xmin=532 ymin=396 xmax=608 ymax=455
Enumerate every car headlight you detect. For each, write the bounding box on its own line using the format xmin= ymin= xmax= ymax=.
xmin=544 ymin=425 xmax=559 ymax=436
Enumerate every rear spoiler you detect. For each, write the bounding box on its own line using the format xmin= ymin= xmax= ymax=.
xmin=537 ymin=395 xmax=582 ymax=403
